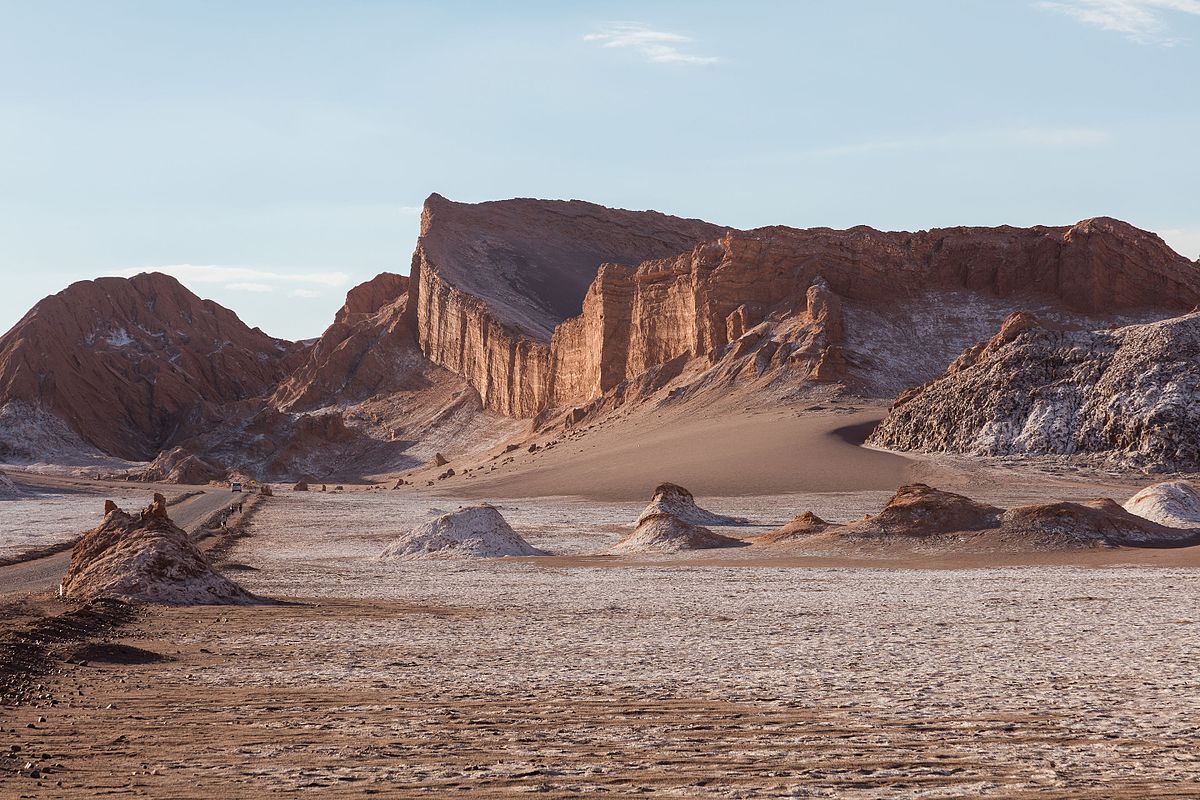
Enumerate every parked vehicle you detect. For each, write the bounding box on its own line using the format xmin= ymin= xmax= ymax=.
xmin=231 ymin=481 xmax=243 ymax=493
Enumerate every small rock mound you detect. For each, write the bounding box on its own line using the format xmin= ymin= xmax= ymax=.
xmin=756 ymin=511 xmax=831 ymax=544
xmin=0 ymin=470 xmax=24 ymax=500
xmin=60 ymin=494 xmax=258 ymax=605
xmin=1123 ymin=480 xmax=1200 ymax=529
xmin=843 ymin=484 xmax=1001 ymax=537
xmin=611 ymin=513 xmax=747 ymax=554
xmin=637 ymin=483 xmax=748 ymax=527
xmin=380 ymin=505 xmax=545 ymax=559
xmin=1001 ymin=499 xmax=1195 ymax=546
xmin=293 ymin=481 xmax=309 ymax=492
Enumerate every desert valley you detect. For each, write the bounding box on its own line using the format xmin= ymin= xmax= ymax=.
xmin=2 ymin=192 xmax=1200 ymax=797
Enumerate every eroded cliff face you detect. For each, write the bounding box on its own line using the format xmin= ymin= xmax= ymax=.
xmin=411 ymin=199 xmax=1200 ymax=419
xmin=410 ymin=194 xmax=729 ymax=416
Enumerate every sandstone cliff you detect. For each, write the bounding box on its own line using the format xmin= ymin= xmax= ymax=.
xmin=411 ymin=197 xmax=1200 ymax=419
xmin=868 ymin=311 xmax=1200 ymax=471
xmin=0 ymin=272 xmax=305 ymax=461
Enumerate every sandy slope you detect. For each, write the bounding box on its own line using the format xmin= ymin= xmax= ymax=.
xmin=448 ymin=404 xmax=913 ymax=501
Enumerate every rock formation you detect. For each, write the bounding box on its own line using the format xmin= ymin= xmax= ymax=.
xmin=1123 ymin=481 xmax=1200 ymax=528
xmin=757 ymin=484 xmax=1198 ymax=549
xmin=756 ymin=511 xmax=831 ymax=544
xmin=610 ymin=513 xmax=747 ymax=554
xmin=380 ymin=505 xmax=545 ymax=559
xmin=411 ymin=198 xmax=1200 ymax=418
xmin=293 ymin=481 xmax=309 ymax=492
xmin=136 ymin=446 xmax=225 ymax=485
xmin=0 ymin=470 xmax=23 ymax=500
xmin=0 ymin=272 xmax=304 ymax=461
xmin=5 ymin=196 xmax=1199 ymax=478
xmin=636 ymin=483 xmax=749 ymax=527
xmin=60 ymin=494 xmax=258 ymax=604
xmin=868 ymin=312 xmax=1200 ymax=471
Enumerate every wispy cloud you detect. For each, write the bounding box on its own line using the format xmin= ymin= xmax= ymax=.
xmin=291 ymin=288 xmax=323 ymax=299
xmin=1035 ymin=0 xmax=1200 ymax=45
xmin=117 ymin=265 xmax=351 ymax=295
xmin=584 ymin=23 xmax=720 ymax=65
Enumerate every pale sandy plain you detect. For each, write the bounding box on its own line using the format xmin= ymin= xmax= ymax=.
xmin=3 ymin=406 xmax=1200 ymax=798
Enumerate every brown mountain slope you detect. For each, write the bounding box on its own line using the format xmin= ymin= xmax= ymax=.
xmin=0 ymin=272 xmax=305 ymax=461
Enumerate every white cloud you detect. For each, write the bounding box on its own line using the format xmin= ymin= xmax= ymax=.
xmin=291 ymin=288 xmax=323 ymax=298
xmin=398 ymin=206 xmax=423 ymax=216
xmin=584 ymin=23 xmax=720 ymax=65
xmin=225 ymin=282 xmax=273 ymax=293
xmin=117 ymin=264 xmax=351 ymax=288
xmin=1159 ymin=227 xmax=1200 ymax=258
xmin=1036 ymin=0 xmax=1200 ymax=45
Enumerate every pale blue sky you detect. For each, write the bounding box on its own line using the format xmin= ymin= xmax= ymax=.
xmin=2 ymin=0 xmax=1198 ymax=340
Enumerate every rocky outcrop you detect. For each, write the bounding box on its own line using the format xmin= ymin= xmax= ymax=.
xmin=60 ymin=494 xmax=258 ymax=604
xmin=758 ymin=484 xmax=1198 ymax=549
xmin=380 ymin=504 xmax=544 ymax=559
xmin=411 ymin=199 xmax=1200 ymax=418
xmin=272 ymin=272 xmax=416 ymax=410
xmin=0 ymin=470 xmax=23 ymax=500
xmin=1123 ymin=481 xmax=1200 ymax=528
xmin=136 ymin=446 xmax=225 ymax=485
xmin=868 ymin=312 xmax=1200 ymax=471
xmin=610 ymin=513 xmax=747 ymax=554
xmin=0 ymin=272 xmax=304 ymax=461
xmin=411 ymin=194 xmax=730 ymax=416
xmin=636 ymin=483 xmax=749 ymax=526
xmin=840 ymin=484 xmax=1002 ymax=537
xmin=756 ymin=511 xmax=831 ymax=544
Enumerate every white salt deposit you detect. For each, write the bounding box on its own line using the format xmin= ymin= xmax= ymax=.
xmin=380 ymin=504 xmax=546 ymax=559
xmin=1124 ymin=480 xmax=1200 ymax=529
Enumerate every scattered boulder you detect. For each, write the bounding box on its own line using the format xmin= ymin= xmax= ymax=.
xmin=293 ymin=481 xmax=309 ymax=492
xmin=258 ymin=485 xmax=273 ymax=496
xmin=756 ymin=511 xmax=831 ymax=544
xmin=636 ymin=483 xmax=749 ymax=527
xmin=60 ymin=494 xmax=258 ymax=605
xmin=433 ymin=453 xmax=448 ymax=467
xmin=1123 ymin=480 xmax=1200 ymax=529
xmin=611 ymin=513 xmax=747 ymax=554
xmin=0 ymin=470 xmax=24 ymax=500
xmin=380 ymin=505 xmax=545 ymax=559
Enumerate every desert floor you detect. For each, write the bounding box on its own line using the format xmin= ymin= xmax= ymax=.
xmin=3 ymin=411 xmax=1200 ymax=798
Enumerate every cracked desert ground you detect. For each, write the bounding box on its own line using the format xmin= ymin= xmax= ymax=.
xmin=4 ymin=469 xmax=1200 ymax=799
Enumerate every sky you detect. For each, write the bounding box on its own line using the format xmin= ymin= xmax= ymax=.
xmin=1 ymin=0 xmax=1198 ymax=341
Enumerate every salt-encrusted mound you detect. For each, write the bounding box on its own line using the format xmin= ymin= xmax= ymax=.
xmin=756 ymin=511 xmax=831 ymax=544
xmin=1123 ymin=480 xmax=1200 ymax=529
xmin=611 ymin=513 xmax=747 ymax=554
xmin=1000 ymin=498 xmax=1196 ymax=547
xmin=61 ymin=494 xmax=258 ymax=604
xmin=869 ymin=312 xmax=1200 ymax=472
xmin=636 ymin=483 xmax=749 ymax=527
xmin=0 ymin=470 xmax=24 ymax=500
xmin=841 ymin=484 xmax=1002 ymax=538
xmin=380 ymin=505 xmax=545 ymax=559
